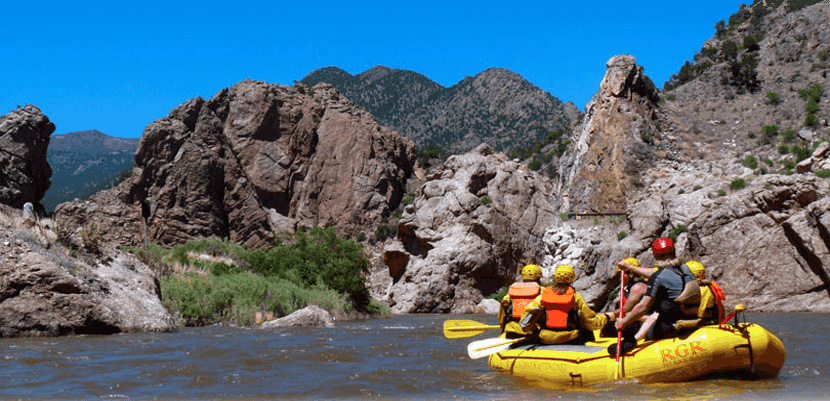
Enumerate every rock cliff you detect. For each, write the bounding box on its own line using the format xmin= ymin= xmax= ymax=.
xmin=375 ymin=32 xmax=830 ymax=313
xmin=376 ymin=144 xmax=560 ymax=313
xmin=0 ymin=204 xmax=176 ymax=337
xmin=56 ymin=79 xmax=417 ymax=248
xmin=0 ymin=105 xmax=54 ymax=214
xmin=558 ymin=55 xmax=662 ymax=214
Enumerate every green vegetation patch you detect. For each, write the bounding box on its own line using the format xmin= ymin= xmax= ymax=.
xmin=134 ymin=227 xmax=386 ymax=326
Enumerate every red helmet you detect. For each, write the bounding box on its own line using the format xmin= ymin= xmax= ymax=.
xmin=652 ymin=237 xmax=675 ymax=257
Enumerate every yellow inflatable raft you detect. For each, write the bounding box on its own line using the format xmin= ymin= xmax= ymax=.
xmin=487 ymin=321 xmax=786 ymax=387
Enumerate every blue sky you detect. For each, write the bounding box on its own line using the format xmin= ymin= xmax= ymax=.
xmin=2 ymin=1 xmax=750 ymax=139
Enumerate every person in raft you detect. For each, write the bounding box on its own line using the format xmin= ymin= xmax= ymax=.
xmin=674 ymin=260 xmax=727 ymax=329
xmin=519 ymin=264 xmax=614 ymax=345
xmin=498 ymin=264 xmax=544 ymax=338
xmin=615 ymin=238 xmax=701 ymax=342
xmin=604 ymin=257 xmax=655 ymax=355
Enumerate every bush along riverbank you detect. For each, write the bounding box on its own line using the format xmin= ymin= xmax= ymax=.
xmin=127 ymin=227 xmax=389 ymax=326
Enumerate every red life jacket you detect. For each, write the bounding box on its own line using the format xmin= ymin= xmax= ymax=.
xmin=508 ymin=282 xmax=541 ymax=319
xmin=709 ymin=281 xmax=726 ymax=322
xmin=540 ymin=286 xmax=575 ymax=329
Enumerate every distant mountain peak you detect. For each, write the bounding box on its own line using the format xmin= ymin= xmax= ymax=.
xmin=301 ymin=65 xmax=575 ymax=154
xmin=49 ymin=130 xmax=140 ymax=153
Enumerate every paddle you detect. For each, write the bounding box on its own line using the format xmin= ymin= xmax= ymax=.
xmin=467 ymin=336 xmax=527 ymax=359
xmin=615 ymin=268 xmax=626 ymax=380
xmin=443 ymin=320 xmax=501 ymax=339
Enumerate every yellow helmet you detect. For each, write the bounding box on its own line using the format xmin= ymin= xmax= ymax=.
xmin=521 ymin=264 xmax=542 ymax=281
xmin=616 ymin=257 xmax=640 ymax=272
xmin=554 ymin=264 xmax=575 ymax=284
xmin=685 ymin=260 xmax=705 ymax=281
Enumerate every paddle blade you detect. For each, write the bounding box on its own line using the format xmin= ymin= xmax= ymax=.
xmin=443 ymin=320 xmax=501 ymax=339
xmin=467 ymin=337 xmax=525 ymax=359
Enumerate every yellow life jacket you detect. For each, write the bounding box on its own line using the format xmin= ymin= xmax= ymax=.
xmin=540 ymin=286 xmax=575 ymax=329
xmin=508 ymin=282 xmax=541 ymax=319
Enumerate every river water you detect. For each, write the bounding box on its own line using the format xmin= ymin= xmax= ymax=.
xmin=0 ymin=313 xmax=827 ymax=400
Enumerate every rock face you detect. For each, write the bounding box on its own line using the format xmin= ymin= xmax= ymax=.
xmin=557 ymin=55 xmax=662 ymax=215
xmin=56 ymin=79 xmax=417 ymax=248
xmin=0 ymin=204 xmax=176 ymax=337
xmin=376 ymin=144 xmax=560 ymax=313
xmin=260 ymin=304 xmax=335 ymax=328
xmin=0 ymin=105 xmax=54 ymax=213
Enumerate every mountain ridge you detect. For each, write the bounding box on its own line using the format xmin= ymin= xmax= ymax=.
xmin=301 ymin=65 xmax=579 ymax=154
xmin=43 ymin=130 xmax=139 ymax=211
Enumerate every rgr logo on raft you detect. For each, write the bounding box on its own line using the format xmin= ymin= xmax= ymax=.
xmin=660 ymin=341 xmax=704 ymax=364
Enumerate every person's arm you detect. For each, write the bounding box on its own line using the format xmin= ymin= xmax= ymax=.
xmin=519 ymin=295 xmax=544 ymax=330
xmin=609 ymin=282 xmax=646 ymax=317
xmin=616 ymin=295 xmax=655 ymax=331
xmin=575 ymin=293 xmax=610 ymax=331
xmin=618 ymin=261 xmax=657 ymax=280
xmin=623 ymin=282 xmax=647 ymax=314
xmin=498 ymin=294 xmax=511 ymax=328
xmin=675 ymin=280 xmax=701 ymax=305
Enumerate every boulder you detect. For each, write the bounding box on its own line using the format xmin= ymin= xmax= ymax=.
xmin=260 ymin=304 xmax=335 ymax=328
xmin=0 ymin=105 xmax=54 ymax=214
xmin=0 ymin=204 xmax=176 ymax=337
xmin=475 ymin=298 xmax=500 ymax=314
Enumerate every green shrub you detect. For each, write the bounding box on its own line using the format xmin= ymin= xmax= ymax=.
xmin=543 ymin=152 xmax=555 ymax=163
xmin=730 ymin=178 xmax=748 ymax=190
xmin=668 ymin=225 xmax=687 ymax=241
xmin=374 ymin=224 xmax=396 ymax=241
xmin=480 ymin=196 xmax=493 ymax=205
xmin=528 ymin=159 xmax=542 ymax=171
xmin=209 ymin=262 xmax=242 ymax=276
xmin=766 ymin=91 xmax=780 ymax=105
xmin=778 ymin=145 xmax=790 ymax=154
xmin=81 ymin=225 xmax=103 ymax=255
xmin=742 ymin=155 xmax=758 ymax=169
xmin=742 ymin=35 xmax=760 ymax=52
xmin=799 ymin=83 xmax=822 ymax=102
xmin=722 ymin=40 xmax=739 ymax=60
xmin=401 ymin=194 xmax=415 ymax=206
xmin=784 ymin=160 xmax=797 ymax=170
xmin=717 ymin=189 xmax=727 ymax=197
xmin=559 ymin=213 xmax=570 ymax=221
xmin=762 ymin=124 xmax=779 ymax=136
xmin=489 ymin=286 xmax=510 ymax=301
xmin=693 ymin=185 xmax=703 ymax=191
xmin=678 ymin=189 xmax=685 ymax=194
xmin=806 ymin=99 xmax=819 ymax=114
xmin=780 ymin=128 xmax=797 ymax=142
xmin=793 ymin=145 xmax=812 ymax=161
xmin=714 ymin=20 xmax=726 ymax=37
xmin=820 ymin=51 xmax=829 ymax=61
xmin=160 ymin=272 xmax=354 ymax=326
xmin=805 ymin=113 xmax=818 ymax=127
xmin=617 ymin=231 xmax=628 ymax=241
xmin=816 ymin=169 xmax=830 ymax=178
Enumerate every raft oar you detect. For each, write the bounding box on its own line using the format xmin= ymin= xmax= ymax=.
xmin=615 ymin=268 xmax=626 ymax=380
xmin=443 ymin=320 xmax=501 ymax=339
xmin=467 ymin=336 xmax=527 ymax=359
